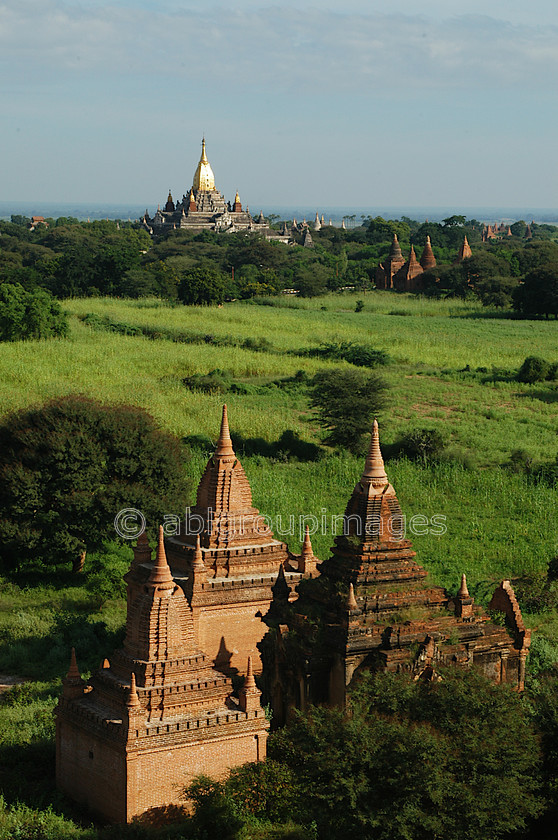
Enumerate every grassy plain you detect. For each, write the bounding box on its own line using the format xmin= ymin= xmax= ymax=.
xmin=0 ymin=291 xmax=557 ymax=837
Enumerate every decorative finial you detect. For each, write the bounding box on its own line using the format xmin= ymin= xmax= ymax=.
xmin=347 ymin=583 xmax=358 ymax=611
xmin=244 ymin=656 xmax=257 ymax=691
xmin=458 ymin=573 xmax=470 ymax=598
xmin=67 ymin=647 xmax=81 ymax=680
xmin=301 ymin=525 xmax=313 ymax=559
xmin=192 ymin=534 xmax=205 ymax=571
xmin=148 ymin=526 xmax=174 ymax=586
xmin=361 ymin=419 xmax=389 ymax=486
xmin=215 ymin=405 xmax=235 ymax=457
xmin=127 ymin=672 xmax=141 ymax=709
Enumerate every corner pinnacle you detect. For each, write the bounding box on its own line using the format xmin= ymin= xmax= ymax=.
xmin=244 ymin=656 xmax=257 ymax=691
xmin=127 ymin=672 xmax=141 ymax=709
xmin=301 ymin=525 xmax=314 ymax=559
xmin=192 ymin=534 xmax=205 ymax=571
xmin=361 ymin=419 xmax=389 ymax=486
xmin=148 ymin=525 xmax=174 ymax=587
xmin=67 ymin=647 xmax=81 ymax=680
xmin=458 ymin=573 xmax=470 ymax=598
xmin=215 ymin=404 xmax=235 ymax=457
xmin=348 ymin=583 xmax=359 ymax=611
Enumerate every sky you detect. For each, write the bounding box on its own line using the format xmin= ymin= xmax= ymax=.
xmin=2 ymin=0 xmax=558 ymax=210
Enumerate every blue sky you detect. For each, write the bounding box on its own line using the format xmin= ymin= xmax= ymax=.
xmin=2 ymin=0 xmax=558 ymax=209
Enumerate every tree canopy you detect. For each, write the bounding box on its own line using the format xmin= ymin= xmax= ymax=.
xmin=0 ymin=283 xmax=68 ymax=341
xmin=0 ymin=396 xmax=189 ymax=573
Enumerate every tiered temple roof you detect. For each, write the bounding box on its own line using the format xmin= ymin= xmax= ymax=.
xmin=262 ymin=420 xmax=531 ymax=712
xmin=56 ymin=525 xmax=268 ymax=822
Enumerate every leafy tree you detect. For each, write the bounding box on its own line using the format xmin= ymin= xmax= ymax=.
xmin=309 ymin=368 xmax=388 ymax=452
xmin=269 ymin=669 xmax=543 ymax=840
xmin=514 ymin=267 xmax=558 ymax=318
xmin=0 ymin=283 xmax=68 ymax=341
xmin=178 ymin=265 xmax=227 ymax=305
xmin=0 ymin=396 xmax=189 ymax=573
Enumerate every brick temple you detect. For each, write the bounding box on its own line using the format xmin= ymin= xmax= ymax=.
xmin=260 ymin=420 xmax=531 ymax=720
xmin=56 ymin=410 xmax=529 ymax=821
xmin=55 ymin=406 xmax=315 ymax=822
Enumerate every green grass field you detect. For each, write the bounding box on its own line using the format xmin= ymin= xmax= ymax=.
xmin=0 ymin=291 xmax=557 ymax=837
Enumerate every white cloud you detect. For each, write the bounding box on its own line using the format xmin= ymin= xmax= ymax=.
xmin=1 ymin=2 xmax=557 ymax=92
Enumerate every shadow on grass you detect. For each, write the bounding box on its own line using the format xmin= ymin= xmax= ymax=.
xmin=184 ymin=430 xmax=323 ymax=462
xmin=516 ymin=389 xmax=558 ymax=404
xmin=0 ymin=610 xmax=126 ymax=682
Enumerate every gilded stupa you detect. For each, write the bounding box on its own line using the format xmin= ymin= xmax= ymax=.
xmin=192 ymin=138 xmax=216 ymax=192
xmin=142 ymin=139 xmax=284 ymax=239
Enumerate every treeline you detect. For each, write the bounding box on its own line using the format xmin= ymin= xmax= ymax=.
xmin=1 ymin=214 xmax=557 ymax=314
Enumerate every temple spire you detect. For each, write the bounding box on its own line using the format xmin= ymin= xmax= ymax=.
xmin=127 ymin=672 xmax=141 ymax=709
xmin=67 ymin=647 xmax=81 ymax=680
xmin=458 ymin=573 xmax=470 ymax=598
xmin=148 ymin=526 xmax=175 ymax=587
xmin=347 ymin=583 xmax=358 ymax=611
xmin=215 ymin=404 xmax=235 ymax=457
xmin=192 ymin=534 xmax=205 ymax=572
xmin=361 ymin=419 xmax=389 ymax=486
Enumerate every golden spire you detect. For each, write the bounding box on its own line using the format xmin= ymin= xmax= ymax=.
xmin=193 ymin=137 xmax=215 ymax=192
xmin=361 ymin=419 xmax=389 ymax=486
xmin=148 ymin=526 xmax=175 ymax=587
xmin=234 ymin=191 xmax=240 ymax=203
xmin=215 ymin=404 xmax=235 ymax=457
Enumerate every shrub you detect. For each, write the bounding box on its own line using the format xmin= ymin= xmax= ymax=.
xmin=0 ymin=283 xmax=68 ymax=341
xmin=517 ymin=356 xmax=552 ymax=383
xmin=300 ymin=341 xmax=390 ymax=368
xmin=398 ymin=428 xmax=446 ymax=463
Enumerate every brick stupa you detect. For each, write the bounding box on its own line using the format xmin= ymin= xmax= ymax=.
xmin=375 ymin=233 xmax=406 ymax=289
xmin=393 ymin=245 xmax=424 ymax=291
xmin=262 ymin=420 xmax=530 ymax=714
xmin=56 ymin=527 xmax=268 ymax=823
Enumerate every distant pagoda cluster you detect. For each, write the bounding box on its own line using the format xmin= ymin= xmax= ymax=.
xmin=375 ymin=233 xmax=473 ymax=291
xmin=56 ymin=409 xmax=530 ymax=823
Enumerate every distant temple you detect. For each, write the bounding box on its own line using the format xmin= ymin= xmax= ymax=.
xmin=142 ymin=139 xmax=287 ymax=241
xmin=56 ymin=410 xmax=529 ymax=821
xmin=376 ymin=233 xmax=473 ymax=290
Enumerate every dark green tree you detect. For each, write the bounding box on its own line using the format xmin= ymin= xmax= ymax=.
xmin=0 ymin=283 xmax=68 ymax=341
xmin=309 ymin=368 xmax=388 ymax=452
xmin=514 ymin=267 xmax=558 ymax=318
xmin=0 ymin=396 xmax=189 ymax=573
xmin=178 ymin=266 xmax=227 ymax=305
xmin=269 ymin=669 xmax=543 ymax=840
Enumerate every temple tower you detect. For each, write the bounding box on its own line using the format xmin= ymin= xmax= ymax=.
xmin=262 ymin=421 xmax=530 ymax=712
xmin=164 ymin=405 xmax=314 ymax=674
xmin=56 ymin=526 xmax=268 ymax=823
xmin=375 ymin=233 xmax=406 ymax=289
